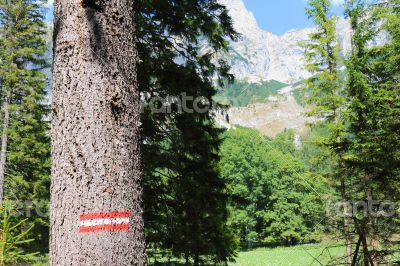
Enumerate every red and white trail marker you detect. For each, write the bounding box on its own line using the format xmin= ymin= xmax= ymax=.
xmin=79 ymin=211 xmax=132 ymax=233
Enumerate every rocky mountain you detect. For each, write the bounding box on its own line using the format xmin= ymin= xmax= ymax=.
xmin=214 ymin=0 xmax=388 ymax=138
xmin=219 ymin=0 xmax=353 ymax=84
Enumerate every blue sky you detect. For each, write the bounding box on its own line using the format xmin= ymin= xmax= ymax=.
xmin=44 ymin=1 xmax=345 ymax=36
xmin=243 ymin=0 xmax=345 ymax=35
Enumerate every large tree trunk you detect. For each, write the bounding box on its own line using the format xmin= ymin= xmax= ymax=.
xmin=50 ymin=0 xmax=146 ymax=265
xmin=0 ymin=95 xmax=9 ymax=204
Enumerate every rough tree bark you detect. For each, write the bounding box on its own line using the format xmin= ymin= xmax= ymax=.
xmin=0 ymin=94 xmax=9 ymax=204
xmin=50 ymin=0 xmax=146 ymax=265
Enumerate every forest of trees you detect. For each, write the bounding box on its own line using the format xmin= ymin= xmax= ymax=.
xmin=0 ymin=0 xmax=399 ymax=265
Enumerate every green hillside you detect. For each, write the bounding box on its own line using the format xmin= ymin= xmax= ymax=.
xmin=214 ymin=80 xmax=288 ymax=107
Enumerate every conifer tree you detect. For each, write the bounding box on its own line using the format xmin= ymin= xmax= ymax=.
xmin=0 ymin=0 xmax=50 ymax=252
xmin=0 ymin=0 xmax=49 ymax=202
xmin=137 ymin=0 xmax=239 ymax=263
xmin=344 ymin=1 xmax=377 ymax=264
xmin=302 ymin=0 xmax=352 ymax=264
xmin=344 ymin=0 xmax=400 ymax=263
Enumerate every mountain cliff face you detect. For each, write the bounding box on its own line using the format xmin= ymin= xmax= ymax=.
xmin=219 ymin=0 xmax=353 ymax=84
xmin=215 ymin=0 xmax=387 ymax=137
xmin=214 ymin=0 xmax=318 ymax=136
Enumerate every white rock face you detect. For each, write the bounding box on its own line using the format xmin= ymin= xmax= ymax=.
xmin=219 ymin=0 xmax=358 ymax=84
xmin=218 ymin=0 xmax=271 ymax=83
xmin=215 ymin=0 xmax=388 ymax=136
xmin=266 ymin=28 xmax=314 ymax=83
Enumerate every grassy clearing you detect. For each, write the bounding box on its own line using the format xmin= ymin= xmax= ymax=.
xmin=230 ymin=244 xmax=346 ymax=266
xmin=147 ymin=244 xmax=346 ymax=265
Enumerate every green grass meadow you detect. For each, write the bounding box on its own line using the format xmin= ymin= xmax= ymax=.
xmin=230 ymin=244 xmax=346 ymax=266
xmin=148 ymin=244 xmax=346 ymax=266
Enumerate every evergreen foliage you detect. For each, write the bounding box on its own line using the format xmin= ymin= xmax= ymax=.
xmin=343 ymin=0 xmax=400 ymax=263
xmin=0 ymin=0 xmax=50 ymax=253
xmin=302 ymin=0 xmax=354 ymax=263
xmin=0 ymin=202 xmax=39 ymax=265
xmin=0 ymin=0 xmax=399 ymax=264
xmin=137 ymin=0 xmax=239 ymax=263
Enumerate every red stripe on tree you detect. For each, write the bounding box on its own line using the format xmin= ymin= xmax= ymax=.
xmin=79 ymin=224 xmax=130 ymax=233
